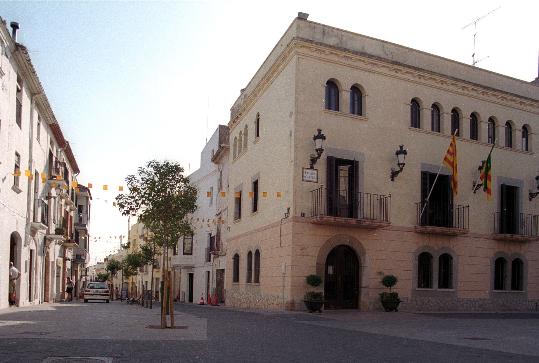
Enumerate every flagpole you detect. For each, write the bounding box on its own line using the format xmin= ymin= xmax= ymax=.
xmin=419 ymin=129 xmax=458 ymax=220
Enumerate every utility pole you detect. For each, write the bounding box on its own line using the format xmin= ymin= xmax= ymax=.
xmin=461 ymin=6 xmax=501 ymax=66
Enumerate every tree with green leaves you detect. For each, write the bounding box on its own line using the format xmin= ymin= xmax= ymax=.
xmin=106 ymin=259 xmax=121 ymax=299
xmin=116 ymin=160 xmax=197 ymax=328
xmin=96 ymin=272 xmax=110 ymax=282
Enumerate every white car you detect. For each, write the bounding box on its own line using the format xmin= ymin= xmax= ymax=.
xmin=84 ymin=282 xmax=110 ymax=303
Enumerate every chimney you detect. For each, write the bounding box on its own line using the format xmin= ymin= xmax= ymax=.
xmin=10 ymin=21 xmax=19 ymax=42
xmin=297 ymin=12 xmax=309 ymax=20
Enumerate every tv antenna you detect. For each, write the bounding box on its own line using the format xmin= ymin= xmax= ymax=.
xmin=462 ymin=6 xmax=501 ymax=66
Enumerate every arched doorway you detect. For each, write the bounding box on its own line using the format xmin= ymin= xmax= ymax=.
xmin=9 ymin=232 xmax=22 ymax=306
xmin=44 ymin=249 xmax=51 ymax=302
xmin=324 ymin=245 xmax=359 ymax=309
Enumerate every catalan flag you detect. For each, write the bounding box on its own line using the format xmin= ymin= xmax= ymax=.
xmin=479 ymin=150 xmax=493 ymax=199
xmin=443 ymin=134 xmax=458 ymax=195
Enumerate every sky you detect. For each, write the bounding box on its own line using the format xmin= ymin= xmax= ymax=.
xmin=1 ymin=0 xmax=537 ymax=264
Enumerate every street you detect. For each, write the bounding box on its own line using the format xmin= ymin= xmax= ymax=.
xmin=0 ymin=302 xmax=539 ymax=362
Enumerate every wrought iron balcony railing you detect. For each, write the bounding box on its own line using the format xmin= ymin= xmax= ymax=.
xmin=415 ymin=201 xmax=469 ymax=230
xmin=310 ymin=186 xmax=390 ymax=224
xmin=494 ymin=212 xmax=539 ymax=237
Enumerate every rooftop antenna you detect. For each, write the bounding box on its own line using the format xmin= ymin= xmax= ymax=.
xmin=462 ymin=6 xmax=501 ymax=66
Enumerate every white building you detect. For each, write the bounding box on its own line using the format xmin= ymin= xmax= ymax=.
xmin=172 ymin=125 xmax=229 ymax=304
xmin=0 ymin=19 xmax=86 ymax=308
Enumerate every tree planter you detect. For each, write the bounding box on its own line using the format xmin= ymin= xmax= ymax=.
xmin=380 ymin=292 xmax=401 ymax=312
xmin=303 ymin=299 xmax=324 ymax=313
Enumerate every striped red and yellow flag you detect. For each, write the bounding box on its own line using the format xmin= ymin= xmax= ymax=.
xmin=443 ymin=135 xmax=458 ymax=195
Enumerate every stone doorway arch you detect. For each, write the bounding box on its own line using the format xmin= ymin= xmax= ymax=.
xmin=316 ymin=235 xmax=365 ymax=310
xmin=9 ymin=232 xmax=22 ymax=306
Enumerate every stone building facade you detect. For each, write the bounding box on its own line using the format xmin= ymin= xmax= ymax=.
xmin=0 ymin=19 xmax=86 ymax=308
xmin=223 ymin=14 xmax=539 ymax=311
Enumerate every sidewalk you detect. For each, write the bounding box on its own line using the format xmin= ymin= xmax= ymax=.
xmin=0 ymin=301 xmax=207 ymax=341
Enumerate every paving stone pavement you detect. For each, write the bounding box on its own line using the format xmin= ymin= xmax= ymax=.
xmin=0 ymin=301 xmax=538 ymax=362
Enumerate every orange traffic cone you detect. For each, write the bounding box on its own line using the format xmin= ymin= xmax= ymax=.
xmin=198 ymin=295 xmax=205 ymax=305
xmin=207 ymin=294 xmax=212 ymax=305
xmin=212 ymin=292 xmax=219 ymax=306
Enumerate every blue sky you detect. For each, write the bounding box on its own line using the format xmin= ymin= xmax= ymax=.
xmin=2 ymin=0 xmax=537 ymax=263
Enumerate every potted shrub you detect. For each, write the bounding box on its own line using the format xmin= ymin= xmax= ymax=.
xmin=303 ymin=274 xmax=324 ymax=313
xmin=379 ymin=274 xmax=401 ymax=312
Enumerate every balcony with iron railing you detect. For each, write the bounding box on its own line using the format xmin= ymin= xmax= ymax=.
xmin=309 ymin=186 xmax=391 ymax=228
xmin=492 ymin=212 xmax=539 ymax=242
xmin=415 ymin=201 xmax=469 ymax=235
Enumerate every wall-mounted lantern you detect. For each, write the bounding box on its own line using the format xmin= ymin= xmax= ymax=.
xmin=309 ymin=129 xmax=326 ymax=168
xmin=390 ymin=145 xmax=407 ymax=181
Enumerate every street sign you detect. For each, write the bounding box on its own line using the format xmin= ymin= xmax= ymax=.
xmin=302 ymin=168 xmax=318 ymax=183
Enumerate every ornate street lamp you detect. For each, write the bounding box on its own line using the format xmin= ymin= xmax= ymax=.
xmin=390 ymin=145 xmax=407 ymax=181
xmin=309 ymin=129 xmax=326 ymax=168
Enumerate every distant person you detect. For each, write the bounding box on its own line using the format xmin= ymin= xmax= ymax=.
xmin=66 ymin=277 xmax=74 ymax=302
xmin=9 ymin=262 xmax=20 ymax=306
xmin=115 ymin=287 xmax=119 ymax=300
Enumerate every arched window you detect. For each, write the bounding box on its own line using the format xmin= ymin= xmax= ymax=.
xmin=233 ymin=254 xmax=240 ymax=283
xmin=255 ymin=113 xmax=260 ymax=138
xmin=254 ymin=249 xmax=260 ymax=283
xmin=410 ymin=99 xmax=421 ymax=128
xmin=417 ymin=252 xmax=433 ymax=288
xmin=431 ymin=104 xmax=440 ymax=132
xmin=488 ymin=118 xmax=496 ymax=144
xmin=325 ymin=80 xmax=339 ymax=111
xmin=238 ymin=131 xmax=243 ymax=155
xmin=350 ymin=86 xmax=362 ymax=115
xmin=438 ymin=253 xmax=453 ymax=289
xmin=233 ymin=137 xmax=238 ymax=159
xmin=243 ymin=125 xmax=248 ymax=150
xmin=470 ymin=113 xmax=479 ymax=141
xmin=505 ymin=121 xmax=513 ymax=148
xmin=494 ymin=257 xmax=507 ymax=290
xmin=451 ymin=108 xmax=460 ymax=136
xmin=511 ymin=258 xmax=524 ymax=291
xmin=522 ymin=125 xmax=530 ymax=151
xmin=246 ymin=251 xmax=253 ymax=283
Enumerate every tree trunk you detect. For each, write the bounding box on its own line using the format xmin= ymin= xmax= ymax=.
xmin=160 ymin=247 xmax=167 ymax=328
xmin=168 ymin=270 xmax=174 ymax=327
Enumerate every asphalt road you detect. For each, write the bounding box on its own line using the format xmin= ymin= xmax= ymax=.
xmin=0 ymin=301 xmax=538 ymax=362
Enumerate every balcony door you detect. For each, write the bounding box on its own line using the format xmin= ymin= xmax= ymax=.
xmin=421 ymin=171 xmax=452 ymax=227
xmin=500 ymin=184 xmax=519 ymax=234
xmin=327 ymin=157 xmax=359 ymax=218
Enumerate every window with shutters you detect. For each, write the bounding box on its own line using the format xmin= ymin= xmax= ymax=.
xmin=255 ymin=113 xmax=260 ymax=138
xmin=326 ymin=157 xmax=359 ymax=219
xmin=487 ymin=117 xmax=496 ymax=144
xmin=494 ymin=257 xmax=507 ymax=290
xmin=410 ymin=99 xmax=421 ymax=128
xmin=252 ymin=179 xmax=259 ymax=213
xmin=499 ymin=184 xmax=519 ymax=234
xmin=438 ymin=253 xmax=453 ymax=289
xmin=234 ymin=189 xmax=242 ymax=221
xmin=16 ymin=75 xmax=22 ymax=128
xmin=243 ymin=125 xmax=248 ymax=150
xmin=511 ymin=258 xmax=524 ymax=291
xmin=470 ymin=113 xmax=479 ymax=141
xmin=325 ymin=80 xmax=339 ymax=111
xmin=246 ymin=251 xmax=253 ymax=283
xmin=420 ymin=171 xmax=452 ymax=227
xmin=505 ymin=121 xmax=513 ymax=148
xmin=431 ymin=104 xmax=441 ymax=132
xmin=233 ymin=254 xmax=240 ymax=283
xmin=450 ymin=108 xmax=460 ymax=136
xmin=254 ymin=250 xmax=260 ymax=283
xmin=522 ymin=125 xmax=530 ymax=151
xmin=350 ymin=85 xmax=363 ymax=116
xmin=13 ymin=152 xmax=21 ymax=188
xmin=417 ymin=252 xmax=433 ymax=289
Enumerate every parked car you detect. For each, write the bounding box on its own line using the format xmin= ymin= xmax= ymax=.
xmin=84 ymin=282 xmax=110 ymax=303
